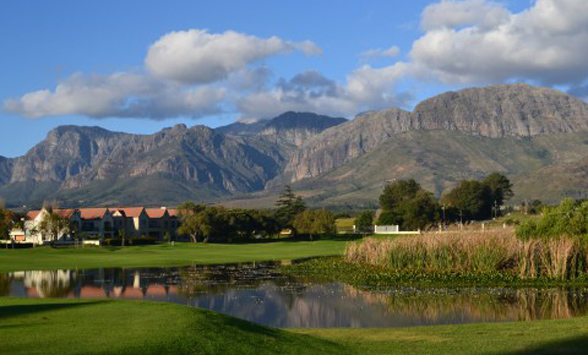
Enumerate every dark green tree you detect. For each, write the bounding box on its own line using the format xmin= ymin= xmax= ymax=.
xmin=292 ymin=209 xmax=336 ymax=240
xmin=0 ymin=207 xmax=13 ymax=241
xmin=441 ymin=180 xmax=492 ymax=221
xmin=249 ymin=209 xmax=281 ymax=238
xmin=377 ymin=179 xmax=439 ymax=230
xmin=225 ymin=209 xmax=258 ymax=240
xmin=274 ymin=185 xmax=306 ymax=228
xmin=483 ymin=172 xmax=514 ymax=209
xmin=178 ymin=202 xmax=282 ymax=242
xmin=355 ymin=210 xmax=374 ymax=234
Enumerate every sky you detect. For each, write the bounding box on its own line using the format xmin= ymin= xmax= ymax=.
xmin=1 ymin=0 xmax=587 ymax=157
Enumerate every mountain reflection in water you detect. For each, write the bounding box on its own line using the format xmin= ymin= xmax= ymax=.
xmin=4 ymin=263 xmax=588 ymax=328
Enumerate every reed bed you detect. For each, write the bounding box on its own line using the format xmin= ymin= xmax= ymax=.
xmin=345 ymin=231 xmax=588 ymax=280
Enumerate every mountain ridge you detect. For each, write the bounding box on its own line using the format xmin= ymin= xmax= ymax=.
xmin=282 ymin=84 xmax=588 ymax=183
xmin=3 ymin=84 xmax=588 ymax=207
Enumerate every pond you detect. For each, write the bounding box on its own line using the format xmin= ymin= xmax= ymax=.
xmin=3 ymin=262 xmax=588 ymax=328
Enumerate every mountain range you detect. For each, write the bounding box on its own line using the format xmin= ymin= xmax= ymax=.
xmin=2 ymin=84 xmax=588 ymax=208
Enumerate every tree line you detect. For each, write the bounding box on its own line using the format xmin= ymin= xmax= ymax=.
xmin=1 ymin=173 xmax=513 ymax=243
xmin=375 ymin=172 xmax=514 ymax=230
xmin=178 ymin=186 xmax=336 ymax=243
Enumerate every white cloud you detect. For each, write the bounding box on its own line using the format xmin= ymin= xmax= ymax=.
xmin=410 ymin=0 xmax=588 ymax=86
xmin=4 ymin=29 xmax=320 ymax=120
xmin=361 ymin=46 xmax=400 ymax=58
xmin=421 ymin=0 xmax=510 ymax=31
xmin=145 ymin=29 xmax=322 ymax=84
xmin=8 ymin=1 xmax=588 ymax=122
xmin=4 ymin=72 xmax=225 ymax=119
xmin=237 ymin=67 xmax=412 ymax=119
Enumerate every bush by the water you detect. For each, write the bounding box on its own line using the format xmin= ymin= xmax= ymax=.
xmin=345 ymin=232 xmax=588 ymax=280
xmin=516 ymin=199 xmax=588 ymax=240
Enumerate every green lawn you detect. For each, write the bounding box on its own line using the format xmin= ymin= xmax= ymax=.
xmin=0 ymin=298 xmax=343 ymax=355
xmin=0 ymin=239 xmax=350 ymax=273
xmin=2 ymin=297 xmax=588 ymax=355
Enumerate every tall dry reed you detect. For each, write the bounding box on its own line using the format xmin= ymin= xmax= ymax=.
xmin=345 ymin=231 xmax=588 ymax=280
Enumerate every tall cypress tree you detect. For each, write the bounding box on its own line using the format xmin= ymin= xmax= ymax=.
xmin=274 ymin=185 xmax=306 ymax=228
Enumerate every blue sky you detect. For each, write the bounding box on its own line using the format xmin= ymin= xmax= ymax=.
xmin=1 ymin=0 xmax=586 ymax=157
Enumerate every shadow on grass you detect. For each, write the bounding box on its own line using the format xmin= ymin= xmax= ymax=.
xmin=495 ymin=335 xmax=588 ymax=355
xmin=203 ymin=309 xmax=348 ymax=354
xmin=228 ymin=234 xmax=364 ymax=245
xmin=0 ymin=300 xmax=107 ymax=319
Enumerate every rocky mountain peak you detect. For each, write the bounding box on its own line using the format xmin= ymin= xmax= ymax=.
xmin=281 ymin=84 xmax=588 ymax=183
xmin=411 ymin=84 xmax=588 ymax=137
xmin=259 ymin=111 xmax=347 ymax=147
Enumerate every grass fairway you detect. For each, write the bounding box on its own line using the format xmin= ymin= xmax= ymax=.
xmin=0 ymin=298 xmax=344 ymax=355
xmin=3 ymin=297 xmax=588 ymax=355
xmin=0 ymin=239 xmax=350 ymax=273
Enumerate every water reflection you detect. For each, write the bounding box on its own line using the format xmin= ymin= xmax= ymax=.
xmin=5 ymin=263 xmax=588 ymax=328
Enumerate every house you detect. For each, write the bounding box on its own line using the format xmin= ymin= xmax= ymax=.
xmin=12 ymin=206 xmax=181 ymax=245
xmin=111 ymin=207 xmax=148 ymax=237
xmin=22 ymin=208 xmax=80 ymax=244
xmin=77 ymin=208 xmax=115 ymax=239
xmin=145 ymin=208 xmax=174 ymax=240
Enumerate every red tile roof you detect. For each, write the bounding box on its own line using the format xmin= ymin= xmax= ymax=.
xmin=167 ymin=209 xmax=179 ymax=217
xmin=78 ymin=208 xmax=109 ymax=220
xmin=54 ymin=209 xmax=77 ymax=218
xmin=112 ymin=207 xmax=145 ymax=218
xmin=26 ymin=210 xmax=41 ymax=220
xmin=145 ymin=208 xmax=168 ymax=219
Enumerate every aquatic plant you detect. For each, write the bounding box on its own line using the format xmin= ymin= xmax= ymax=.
xmin=345 ymin=231 xmax=588 ymax=280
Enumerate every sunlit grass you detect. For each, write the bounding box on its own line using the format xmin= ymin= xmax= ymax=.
xmin=0 ymin=239 xmax=350 ymax=273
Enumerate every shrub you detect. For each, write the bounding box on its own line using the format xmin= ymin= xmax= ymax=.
xmin=102 ymin=238 xmax=122 ymax=246
xmin=131 ymin=236 xmax=157 ymax=245
xmin=516 ymin=199 xmax=588 ymax=240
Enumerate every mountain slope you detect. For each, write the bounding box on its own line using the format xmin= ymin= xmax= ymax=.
xmin=0 ymin=156 xmax=13 ymax=186
xmin=2 ymin=85 xmax=588 ymax=208
xmin=0 ymin=112 xmax=346 ymax=207
xmin=259 ymin=111 xmax=347 ymax=147
xmin=283 ymin=85 xmax=588 ymax=184
xmin=214 ymin=119 xmax=270 ymax=137
xmin=0 ymin=124 xmax=286 ymax=206
xmin=287 ymin=131 xmax=588 ymax=206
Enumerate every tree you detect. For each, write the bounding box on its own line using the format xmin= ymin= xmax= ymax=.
xmin=178 ymin=201 xmax=286 ymax=243
xmin=249 ymin=209 xmax=281 ymax=238
xmin=483 ymin=172 xmax=514 ymax=210
xmin=355 ymin=211 xmax=374 ymax=234
xmin=292 ymin=209 xmax=336 ymax=240
xmin=441 ymin=180 xmax=492 ymax=221
xmin=274 ymin=185 xmax=306 ymax=228
xmin=0 ymin=207 xmax=13 ymax=242
xmin=37 ymin=209 xmax=72 ymax=243
xmin=118 ymin=229 xmax=126 ymax=247
xmin=377 ymin=179 xmax=439 ymax=230
xmin=177 ymin=202 xmax=207 ymax=243
xmin=225 ymin=209 xmax=257 ymax=240
xmin=313 ymin=210 xmax=336 ymax=236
